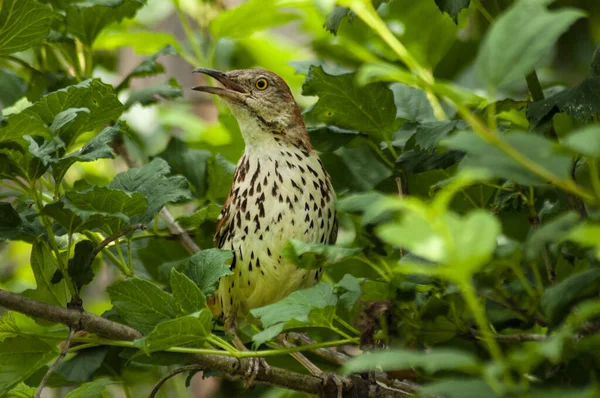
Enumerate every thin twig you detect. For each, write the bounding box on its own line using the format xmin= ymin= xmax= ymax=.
xmin=93 ymin=224 xmax=147 ymax=255
xmin=149 ymin=365 xmax=203 ymax=398
xmin=35 ymin=328 xmax=76 ymax=398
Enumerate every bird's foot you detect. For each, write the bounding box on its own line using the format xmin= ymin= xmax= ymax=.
xmin=317 ymin=371 xmax=348 ymax=398
xmin=243 ymin=357 xmax=271 ymax=388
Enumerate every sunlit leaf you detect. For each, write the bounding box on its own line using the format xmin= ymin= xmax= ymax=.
xmin=251 ymin=282 xmax=338 ymax=346
xmin=134 ymin=311 xmax=212 ymax=355
xmin=210 ymin=0 xmax=298 ymax=39
xmin=0 ymin=0 xmax=56 ymax=56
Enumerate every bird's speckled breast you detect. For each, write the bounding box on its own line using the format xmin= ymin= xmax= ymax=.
xmin=212 ymin=142 xmax=337 ymax=325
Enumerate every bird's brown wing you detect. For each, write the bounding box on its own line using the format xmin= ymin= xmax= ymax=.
xmin=213 ymin=194 xmax=233 ymax=249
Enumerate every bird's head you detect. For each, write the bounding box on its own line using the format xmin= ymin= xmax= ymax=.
xmin=192 ymin=68 xmax=310 ymax=150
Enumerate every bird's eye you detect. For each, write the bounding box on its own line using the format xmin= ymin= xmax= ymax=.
xmin=255 ymin=78 xmax=268 ymax=90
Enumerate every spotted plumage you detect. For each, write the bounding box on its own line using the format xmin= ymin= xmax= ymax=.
xmin=192 ymin=68 xmax=337 ymax=334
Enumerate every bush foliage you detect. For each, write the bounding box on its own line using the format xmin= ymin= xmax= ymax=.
xmin=1 ymin=0 xmax=600 ymax=397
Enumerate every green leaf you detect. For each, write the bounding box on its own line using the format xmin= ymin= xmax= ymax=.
xmin=525 ymin=212 xmax=580 ymax=260
xmin=63 ymin=378 xmax=113 ymax=398
xmin=562 ymin=126 xmax=600 ymax=157
xmin=23 ymin=136 xmax=64 ymax=172
xmin=0 ymin=0 xmax=56 ymax=56
xmin=206 ymin=154 xmax=236 ymax=202
xmin=386 ymin=0 xmax=458 ymax=67
xmin=0 ymin=203 xmax=38 ymax=242
xmin=41 ymin=186 xmax=147 ymax=235
xmin=107 ymin=277 xmax=178 ymax=334
xmin=434 ymin=0 xmax=471 ymax=23
xmin=567 ymin=222 xmax=600 ymax=255
xmin=332 ymin=146 xmax=393 ymax=191
xmin=323 ymin=1 xmax=388 ymax=35
xmin=476 ymin=0 xmax=584 ymax=88
xmin=391 ymin=83 xmax=436 ymax=122
xmin=52 ymin=123 xmax=121 ymax=185
xmin=56 ymin=347 xmax=108 ymax=383
xmin=184 ymin=249 xmax=233 ymax=297
xmin=396 ymin=148 xmax=463 ymax=173
xmin=1 ymin=79 xmax=124 ymax=147
xmin=542 ymin=268 xmax=600 ymax=326
xmin=0 ymin=68 xmax=27 ymax=108
xmin=25 ymin=240 xmax=70 ymax=307
xmin=341 ymin=348 xmax=478 ymax=375
xmin=36 ymin=79 xmax=122 ymax=147
xmin=66 ymin=0 xmax=146 ymax=46
xmin=0 ymin=108 xmax=52 ymax=144
xmin=175 ymin=204 xmax=221 ymax=230
xmin=49 ymin=107 xmax=90 ymax=135
xmin=251 ymin=282 xmax=337 ymax=346
xmin=0 ymin=336 xmax=56 ymax=396
xmin=442 ymin=131 xmax=572 ymax=185
xmin=282 ymin=239 xmax=360 ymax=270
xmin=170 ymin=268 xmax=207 ymax=315
xmin=67 ymin=240 xmax=97 ymax=289
xmin=94 ymin=30 xmax=182 ymax=54
xmin=418 ymin=378 xmax=497 ymax=398
xmin=134 ymin=311 xmax=212 ymax=355
xmin=109 ymin=158 xmax=192 ymax=224
xmin=0 ymin=313 xmax=19 ymax=343
xmin=420 ymin=316 xmax=459 ymax=345
xmin=124 ymin=77 xmax=182 ymax=109
xmin=307 ymin=126 xmax=361 ymax=153
xmin=527 ymin=77 xmax=600 ymax=126
xmin=415 ymin=120 xmax=466 ymax=151
xmin=336 ymin=274 xmax=361 ymax=312
xmin=378 ymin=209 xmax=500 ymax=275
xmin=117 ymin=45 xmax=177 ymax=91
xmin=302 ymin=66 xmax=396 ymax=141
xmin=4 ymin=382 xmax=36 ymax=398
xmin=209 ymin=0 xmax=298 ymax=39
xmin=156 ymin=137 xmax=211 ymax=196
xmin=324 ymin=6 xmax=352 ymax=35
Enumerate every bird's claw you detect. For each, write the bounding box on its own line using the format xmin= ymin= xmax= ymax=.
xmin=319 ymin=371 xmax=348 ymax=398
xmin=243 ymin=357 xmax=270 ymax=388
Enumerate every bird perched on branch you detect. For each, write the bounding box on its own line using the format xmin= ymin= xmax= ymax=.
xmin=192 ymin=68 xmax=338 ymax=385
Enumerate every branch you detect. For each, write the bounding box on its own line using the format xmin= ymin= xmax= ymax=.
xmin=111 ymin=138 xmax=201 ymax=255
xmin=0 ymin=288 xmax=142 ymax=340
xmin=0 ymin=289 xmax=413 ymax=397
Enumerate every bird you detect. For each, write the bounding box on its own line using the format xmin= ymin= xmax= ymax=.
xmin=192 ymin=68 xmax=338 ymax=385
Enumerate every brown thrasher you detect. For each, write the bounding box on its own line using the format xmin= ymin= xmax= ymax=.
xmin=192 ymin=68 xmax=338 ymax=386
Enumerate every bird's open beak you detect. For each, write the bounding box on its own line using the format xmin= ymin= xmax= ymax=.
xmin=191 ymin=68 xmax=247 ymax=100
